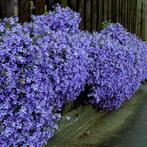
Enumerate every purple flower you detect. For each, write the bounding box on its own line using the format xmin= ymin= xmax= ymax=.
xmin=0 ymin=5 xmax=147 ymax=147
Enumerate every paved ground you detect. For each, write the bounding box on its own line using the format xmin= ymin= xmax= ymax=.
xmin=102 ymin=83 xmax=147 ymax=147
xmin=46 ymin=84 xmax=147 ymax=147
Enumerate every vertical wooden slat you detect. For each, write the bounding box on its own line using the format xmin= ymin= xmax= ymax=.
xmin=109 ymin=0 xmax=112 ymax=22
xmin=107 ymin=0 xmax=111 ymax=21
xmin=126 ymin=0 xmax=129 ymax=28
xmin=67 ymin=0 xmax=71 ymax=7
xmin=128 ymin=0 xmax=131 ymax=31
xmin=101 ymin=0 xmax=104 ymax=22
xmin=129 ymin=0 xmax=133 ymax=32
xmin=119 ymin=0 xmax=122 ymax=24
xmin=60 ymin=0 xmax=68 ymax=7
xmin=0 ymin=0 xmax=14 ymax=18
xmin=111 ymin=0 xmax=117 ymax=22
xmin=34 ymin=0 xmax=45 ymax=15
xmin=140 ymin=1 xmax=144 ymax=37
xmin=104 ymin=0 xmax=108 ymax=21
xmin=116 ymin=0 xmax=119 ymax=22
xmin=79 ymin=0 xmax=84 ymax=30
xmin=142 ymin=0 xmax=147 ymax=40
xmin=135 ymin=0 xmax=142 ymax=37
xmin=0 ymin=1 xmax=3 ymax=18
xmin=83 ymin=0 xmax=86 ymax=30
xmin=117 ymin=0 xmax=121 ymax=22
xmin=132 ymin=0 xmax=137 ymax=33
xmin=18 ymin=0 xmax=31 ymax=22
xmin=124 ymin=0 xmax=127 ymax=27
xmin=46 ymin=0 xmax=50 ymax=11
xmin=85 ymin=0 xmax=91 ymax=31
xmin=120 ymin=0 xmax=124 ymax=25
xmin=91 ymin=0 xmax=97 ymax=31
xmin=76 ymin=0 xmax=79 ymax=12
xmin=97 ymin=0 xmax=102 ymax=31
xmin=70 ymin=0 xmax=77 ymax=11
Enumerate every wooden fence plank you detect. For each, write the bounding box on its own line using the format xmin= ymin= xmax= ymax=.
xmin=60 ymin=0 xmax=68 ymax=7
xmin=18 ymin=0 xmax=31 ymax=22
xmin=123 ymin=0 xmax=126 ymax=27
xmin=79 ymin=0 xmax=84 ymax=30
xmin=0 ymin=1 xmax=3 ymax=18
xmin=83 ymin=0 xmax=86 ymax=30
xmin=126 ymin=0 xmax=129 ymax=28
xmin=91 ymin=0 xmax=97 ymax=31
xmin=67 ymin=0 xmax=71 ymax=7
xmin=128 ymin=0 xmax=131 ymax=31
xmin=142 ymin=0 xmax=147 ymax=40
xmin=140 ymin=1 xmax=144 ymax=37
xmin=76 ymin=0 xmax=79 ymax=12
xmin=111 ymin=0 xmax=117 ymax=22
xmin=0 ymin=0 xmax=142 ymax=37
xmin=129 ymin=0 xmax=133 ymax=32
xmin=118 ymin=0 xmax=121 ymax=22
xmin=70 ymin=0 xmax=77 ymax=11
xmin=101 ymin=0 xmax=104 ymax=21
xmin=107 ymin=0 xmax=112 ymax=21
xmin=34 ymin=0 xmax=45 ymax=15
xmin=104 ymin=0 xmax=108 ymax=21
xmin=97 ymin=0 xmax=102 ymax=31
xmin=121 ymin=0 xmax=124 ymax=25
xmin=85 ymin=0 xmax=91 ymax=31
xmin=116 ymin=0 xmax=119 ymax=22
xmin=0 ymin=0 xmax=14 ymax=18
xmin=132 ymin=0 xmax=137 ymax=33
xmin=135 ymin=0 xmax=141 ymax=37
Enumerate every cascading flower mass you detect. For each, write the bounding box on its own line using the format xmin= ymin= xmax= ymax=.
xmin=0 ymin=5 xmax=147 ymax=147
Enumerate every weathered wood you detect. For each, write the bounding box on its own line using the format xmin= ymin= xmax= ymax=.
xmin=67 ymin=0 xmax=71 ymax=7
xmin=111 ymin=0 xmax=118 ymax=22
xmin=34 ymin=0 xmax=45 ymax=15
xmin=70 ymin=0 xmax=77 ymax=11
xmin=140 ymin=1 xmax=144 ymax=38
xmin=136 ymin=0 xmax=142 ymax=37
xmin=0 ymin=0 xmax=14 ymax=18
xmin=117 ymin=0 xmax=121 ymax=22
xmin=133 ymin=0 xmax=137 ymax=33
xmin=104 ymin=0 xmax=108 ymax=21
xmin=97 ymin=0 xmax=102 ymax=31
xmin=79 ymin=0 xmax=84 ymax=30
xmin=85 ymin=0 xmax=91 ymax=31
xmin=60 ymin=0 xmax=68 ymax=7
xmin=101 ymin=0 xmax=104 ymax=21
xmin=126 ymin=0 xmax=130 ymax=31
xmin=18 ymin=0 xmax=31 ymax=22
xmin=91 ymin=0 xmax=97 ymax=31
xmin=142 ymin=0 xmax=147 ymax=40
xmin=0 ymin=0 xmax=143 ymax=37
xmin=108 ymin=0 xmax=112 ymax=21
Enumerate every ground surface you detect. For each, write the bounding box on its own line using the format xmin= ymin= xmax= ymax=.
xmin=46 ymin=83 xmax=147 ymax=147
xmin=101 ymin=83 xmax=147 ymax=147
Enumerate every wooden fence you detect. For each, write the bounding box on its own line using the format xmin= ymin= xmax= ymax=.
xmin=0 ymin=0 xmax=144 ymax=38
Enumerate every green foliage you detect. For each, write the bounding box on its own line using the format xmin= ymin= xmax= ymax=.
xmin=101 ymin=21 xmax=110 ymax=29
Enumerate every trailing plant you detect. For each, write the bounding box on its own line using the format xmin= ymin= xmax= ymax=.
xmin=0 ymin=5 xmax=147 ymax=147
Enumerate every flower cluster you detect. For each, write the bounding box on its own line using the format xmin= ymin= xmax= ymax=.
xmin=31 ymin=4 xmax=81 ymax=34
xmin=86 ymin=23 xmax=147 ymax=110
xmin=0 ymin=4 xmax=147 ymax=147
xmin=0 ymin=5 xmax=87 ymax=147
xmin=0 ymin=18 xmax=61 ymax=147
